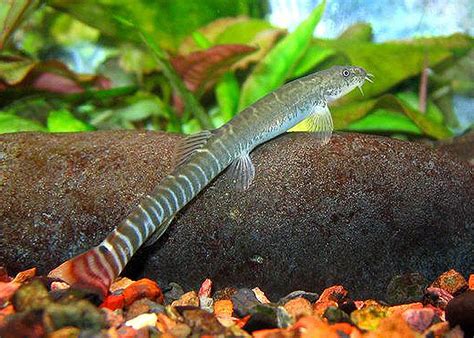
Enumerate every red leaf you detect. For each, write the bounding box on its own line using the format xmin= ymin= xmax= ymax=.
xmin=0 ymin=56 xmax=111 ymax=94
xmin=171 ymin=44 xmax=256 ymax=94
xmin=32 ymin=72 xmax=84 ymax=94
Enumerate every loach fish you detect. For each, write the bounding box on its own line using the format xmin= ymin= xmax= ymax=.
xmin=48 ymin=65 xmax=373 ymax=297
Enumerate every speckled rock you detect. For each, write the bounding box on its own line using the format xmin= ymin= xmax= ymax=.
xmin=0 ymin=131 xmax=473 ymax=300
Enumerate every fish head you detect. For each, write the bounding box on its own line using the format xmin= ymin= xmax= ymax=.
xmin=318 ymin=65 xmax=373 ymax=102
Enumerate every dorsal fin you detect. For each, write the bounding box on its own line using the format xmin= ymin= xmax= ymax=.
xmin=174 ymin=130 xmax=213 ymax=167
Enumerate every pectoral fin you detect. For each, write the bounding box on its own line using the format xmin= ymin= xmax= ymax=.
xmin=174 ymin=130 xmax=213 ymax=166
xmin=142 ymin=217 xmax=174 ymax=248
xmin=229 ymin=153 xmax=255 ymax=191
xmin=303 ymin=104 xmax=333 ymax=145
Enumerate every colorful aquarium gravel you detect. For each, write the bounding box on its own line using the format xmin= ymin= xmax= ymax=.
xmin=0 ymin=268 xmax=472 ymax=337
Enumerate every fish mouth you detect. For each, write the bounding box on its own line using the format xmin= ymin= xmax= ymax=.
xmin=357 ymin=73 xmax=374 ymax=96
xmin=365 ymin=73 xmax=375 ymax=83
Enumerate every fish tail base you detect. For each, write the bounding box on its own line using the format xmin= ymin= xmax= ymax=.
xmin=48 ymin=246 xmax=117 ymax=298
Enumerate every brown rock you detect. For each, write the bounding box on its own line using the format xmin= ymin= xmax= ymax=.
xmin=110 ymin=277 xmax=135 ymax=293
xmin=166 ymin=323 xmax=192 ymax=337
xmin=1 ymin=131 xmax=473 ymax=299
xmin=182 ymin=308 xmax=225 ymax=335
xmin=431 ymin=269 xmax=468 ymax=296
xmin=214 ymin=287 xmax=237 ymax=301
xmin=102 ymin=307 xmax=124 ymax=328
xmin=0 ymin=309 xmax=45 ymax=338
xmin=171 ymin=291 xmax=199 ymax=308
xmin=48 ymin=326 xmax=81 ymax=338
xmin=125 ymin=298 xmax=152 ymax=321
xmin=435 ymin=130 xmax=474 ymax=165
xmin=386 ymin=272 xmax=427 ymax=305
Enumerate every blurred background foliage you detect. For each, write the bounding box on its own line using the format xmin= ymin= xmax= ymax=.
xmin=0 ymin=0 xmax=472 ymax=139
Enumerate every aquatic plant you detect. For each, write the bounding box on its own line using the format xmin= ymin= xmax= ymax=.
xmin=0 ymin=0 xmax=471 ymax=138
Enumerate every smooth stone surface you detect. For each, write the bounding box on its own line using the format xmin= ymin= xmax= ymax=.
xmin=0 ymin=131 xmax=473 ymax=300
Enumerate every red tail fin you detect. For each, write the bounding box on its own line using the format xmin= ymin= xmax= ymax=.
xmin=48 ymin=246 xmax=118 ymax=298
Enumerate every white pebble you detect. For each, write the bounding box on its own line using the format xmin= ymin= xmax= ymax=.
xmin=125 ymin=313 xmax=158 ymax=330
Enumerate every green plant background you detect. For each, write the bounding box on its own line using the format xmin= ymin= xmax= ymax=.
xmin=0 ymin=0 xmax=472 ymax=139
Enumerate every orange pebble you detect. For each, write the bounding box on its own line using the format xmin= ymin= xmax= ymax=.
xmin=214 ymin=299 xmax=233 ymax=317
xmin=313 ymin=300 xmax=338 ymax=316
xmin=331 ymin=322 xmax=358 ymax=335
xmin=100 ymin=294 xmax=125 ymax=310
xmin=12 ymin=268 xmax=36 ymax=283
xmin=387 ymin=302 xmax=423 ymax=316
xmin=235 ymin=314 xmax=251 ymax=328
xmin=317 ymin=285 xmax=348 ymax=303
xmin=156 ymin=313 xmax=177 ymax=333
xmin=0 ymin=304 xmax=14 ymax=327
xmin=296 ymin=318 xmax=340 ymax=338
xmin=122 ymin=278 xmax=163 ymax=306
xmin=284 ymin=297 xmax=313 ymax=319
xmin=292 ymin=315 xmax=324 ymax=331
xmin=469 ymin=274 xmax=474 ymax=290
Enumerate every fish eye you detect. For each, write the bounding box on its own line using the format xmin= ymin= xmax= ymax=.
xmin=342 ymin=69 xmax=350 ymax=77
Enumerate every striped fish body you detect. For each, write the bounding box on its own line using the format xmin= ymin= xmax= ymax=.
xmin=48 ymin=66 xmax=371 ymax=297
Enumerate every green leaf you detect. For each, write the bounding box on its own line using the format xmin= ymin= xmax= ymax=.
xmin=0 ymin=112 xmax=46 ymax=133
xmin=50 ymin=12 xmax=100 ymax=45
xmin=396 ymin=91 xmax=444 ymax=125
xmin=47 ymin=109 xmax=94 ymax=132
xmin=0 ymin=0 xmax=40 ymax=49
xmin=0 ymin=56 xmax=36 ymax=85
xmin=331 ymin=99 xmax=380 ymax=129
xmin=238 ymin=0 xmax=326 ymax=110
xmin=182 ymin=118 xmax=202 ymax=134
xmin=215 ymin=72 xmax=240 ymax=123
xmin=191 ymin=31 xmax=213 ymax=49
xmin=338 ymin=22 xmax=373 ymax=42
xmin=346 ymin=109 xmax=422 ymax=134
xmin=291 ymin=44 xmax=335 ymax=78
xmin=215 ymin=19 xmax=274 ymax=45
xmin=395 ymin=33 xmax=473 ymax=58
xmin=314 ymin=38 xmax=456 ymax=101
xmin=329 ymin=94 xmax=452 ymax=139
xmin=48 ymin=0 xmax=263 ymax=51
xmin=116 ymin=99 xmax=163 ymax=122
